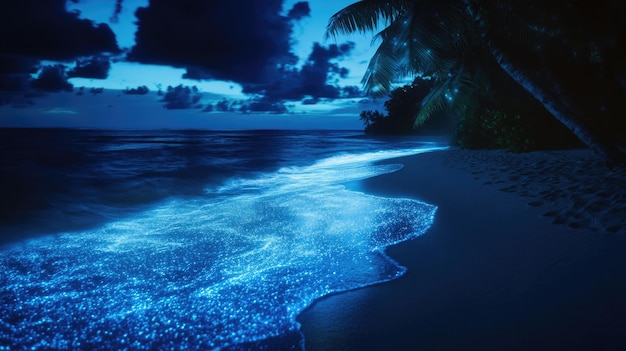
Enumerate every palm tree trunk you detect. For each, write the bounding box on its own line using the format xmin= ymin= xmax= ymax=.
xmin=465 ymin=0 xmax=626 ymax=166
xmin=489 ymin=45 xmax=625 ymax=165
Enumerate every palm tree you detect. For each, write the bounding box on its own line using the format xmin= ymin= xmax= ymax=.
xmin=327 ymin=0 xmax=626 ymax=165
xmin=326 ymin=0 xmax=490 ymax=127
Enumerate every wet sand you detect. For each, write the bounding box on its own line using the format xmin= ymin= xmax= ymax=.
xmin=298 ymin=148 xmax=626 ymax=350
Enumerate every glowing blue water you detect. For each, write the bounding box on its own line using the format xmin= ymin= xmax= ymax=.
xmin=0 ymin=136 xmax=443 ymax=350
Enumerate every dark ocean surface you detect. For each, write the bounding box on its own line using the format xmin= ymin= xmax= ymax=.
xmin=0 ymin=129 xmax=446 ymax=350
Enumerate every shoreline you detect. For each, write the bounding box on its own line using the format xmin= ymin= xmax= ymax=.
xmin=298 ymin=148 xmax=626 ymax=350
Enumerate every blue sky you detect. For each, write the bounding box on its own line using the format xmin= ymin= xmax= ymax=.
xmin=0 ymin=0 xmax=388 ymax=129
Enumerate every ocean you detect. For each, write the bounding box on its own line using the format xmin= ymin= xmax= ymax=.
xmin=0 ymin=129 xmax=445 ymax=350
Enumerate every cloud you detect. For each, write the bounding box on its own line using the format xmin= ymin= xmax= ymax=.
xmin=0 ymin=0 xmax=119 ymax=61
xmin=0 ymin=56 xmax=39 ymax=76
xmin=297 ymin=42 xmax=355 ymax=98
xmin=287 ymin=2 xmax=311 ymax=20
xmin=126 ymin=0 xmax=361 ymax=113
xmin=242 ymin=42 xmax=359 ymax=103
xmin=123 ymin=85 xmax=150 ymax=95
xmin=31 ymin=65 xmax=73 ymax=92
xmin=0 ymin=0 xmax=119 ymax=94
xmin=110 ymin=0 xmax=124 ymax=23
xmin=341 ymin=86 xmax=364 ymax=98
xmin=67 ymin=56 xmax=112 ymax=79
xmin=0 ymin=76 xmax=31 ymax=93
xmin=215 ymin=99 xmax=232 ymax=112
xmin=240 ymin=98 xmax=289 ymax=114
xmin=128 ymin=0 xmax=301 ymax=85
xmin=0 ymin=56 xmax=39 ymax=92
xmin=161 ymin=85 xmax=202 ymax=109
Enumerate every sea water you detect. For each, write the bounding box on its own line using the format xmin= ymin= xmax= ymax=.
xmin=0 ymin=129 xmax=444 ymax=350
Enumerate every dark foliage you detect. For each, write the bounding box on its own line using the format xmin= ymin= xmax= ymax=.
xmin=453 ymin=82 xmax=582 ymax=152
xmin=360 ymin=64 xmax=581 ymax=150
xmin=360 ymin=78 xmax=452 ymax=135
xmin=476 ymin=0 xmax=626 ymax=145
xmin=454 ymin=105 xmax=587 ymax=152
xmin=333 ymin=0 xmax=625 ymax=161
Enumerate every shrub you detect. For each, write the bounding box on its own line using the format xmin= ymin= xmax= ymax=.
xmin=454 ymin=107 xmax=581 ymax=152
xmin=455 ymin=109 xmax=535 ymax=152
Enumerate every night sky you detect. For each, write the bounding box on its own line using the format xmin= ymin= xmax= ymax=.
xmin=0 ymin=0 xmax=383 ymax=129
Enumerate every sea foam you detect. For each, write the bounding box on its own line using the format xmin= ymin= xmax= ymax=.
xmin=0 ymin=147 xmax=442 ymax=350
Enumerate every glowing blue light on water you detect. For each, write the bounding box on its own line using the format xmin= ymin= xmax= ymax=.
xmin=0 ymin=147 xmax=444 ymax=350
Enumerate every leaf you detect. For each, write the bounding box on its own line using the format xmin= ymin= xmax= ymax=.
xmin=413 ymin=76 xmax=451 ymax=127
xmin=325 ymin=0 xmax=408 ymax=40
xmin=361 ymin=40 xmax=400 ymax=96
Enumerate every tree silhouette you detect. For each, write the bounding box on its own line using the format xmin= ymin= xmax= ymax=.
xmin=327 ymin=0 xmax=626 ymax=164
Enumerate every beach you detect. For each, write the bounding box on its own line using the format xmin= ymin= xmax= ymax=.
xmin=299 ymin=148 xmax=626 ymax=350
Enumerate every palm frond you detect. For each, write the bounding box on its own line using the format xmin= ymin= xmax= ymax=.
xmin=413 ymin=67 xmax=482 ymax=128
xmin=325 ymin=0 xmax=408 ymax=40
xmin=413 ymin=77 xmax=451 ymax=127
xmin=449 ymin=73 xmax=480 ymax=115
xmin=400 ymin=3 xmax=469 ymax=76
xmin=468 ymin=65 xmax=491 ymax=97
xmin=363 ymin=4 xmax=451 ymax=94
xmin=361 ymin=39 xmax=400 ymax=96
xmin=373 ymin=7 xmax=416 ymax=74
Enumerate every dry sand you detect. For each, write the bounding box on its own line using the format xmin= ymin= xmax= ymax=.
xmin=446 ymin=149 xmax=626 ymax=234
xmin=298 ymin=148 xmax=626 ymax=351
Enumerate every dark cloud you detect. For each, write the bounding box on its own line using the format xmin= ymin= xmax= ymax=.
xmin=128 ymin=0 xmax=301 ymax=84
xmin=67 ymin=56 xmax=112 ymax=79
xmin=90 ymin=87 xmax=104 ymax=95
xmin=0 ymin=93 xmax=38 ymax=108
xmin=0 ymin=0 xmax=119 ymax=95
xmin=341 ymin=86 xmax=364 ymax=99
xmin=215 ymin=99 xmax=232 ymax=112
xmin=0 ymin=0 xmax=119 ymax=61
xmin=0 ymin=56 xmax=39 ymax=92
xmin=301 ymin=97 xmax=320 ymax=105
xmin=110 ymin=0 xmax=124 ymax=23
xmin=287 ymin=2 xmax=311 ymax=21
xmin=297 ymin=42 xmax=355 ymax=97
xmin=123 ymin=86 xmax=150 ymax=95
xmin=0 ymin=56 xmax=39 ymax=76
xmin=31 ymin=65 xmax=73 ymax=92
xmin=161 ymin=85 xmax=202 ymax=109
xmin=126 ymin=1 xmax=362 ymax=112
xmin=0 ymin=75 xmax=31 ymax=93
xmin=242 ymin=42 xmax=357 ymax=104
xmin=240 ymin=98 xmax=289 ymax=114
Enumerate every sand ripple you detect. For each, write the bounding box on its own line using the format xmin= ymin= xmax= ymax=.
xmin=445 ymin=149 xmax=626 ymax=234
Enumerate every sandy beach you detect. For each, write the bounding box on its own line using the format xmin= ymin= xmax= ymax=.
xmin=299 ymin=148 xmax=626 ymax=350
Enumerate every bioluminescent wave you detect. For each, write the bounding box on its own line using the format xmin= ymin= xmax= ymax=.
xmin=0 ymin=147 xmax=443 ymax=350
